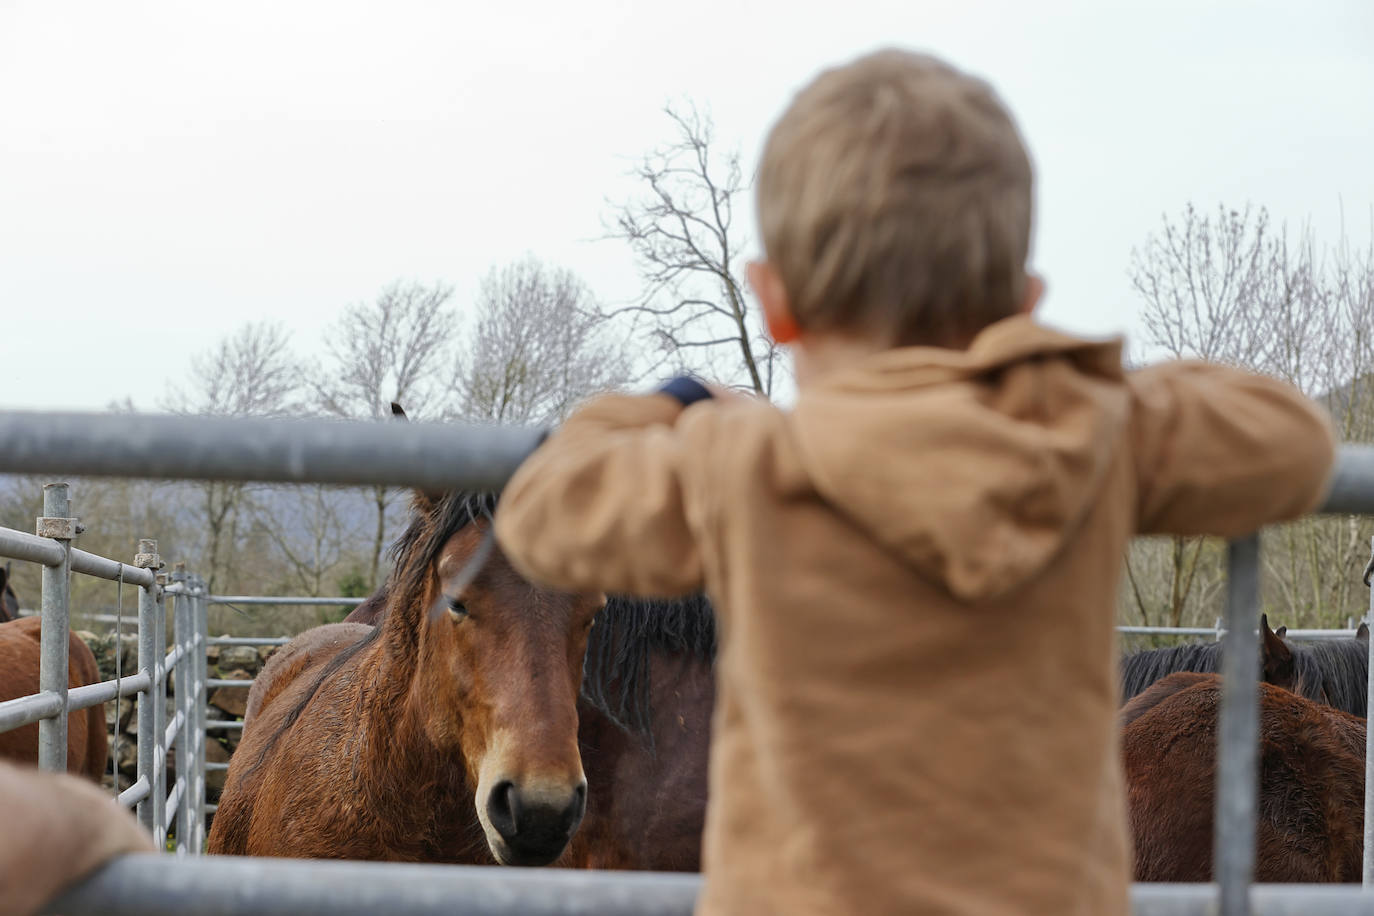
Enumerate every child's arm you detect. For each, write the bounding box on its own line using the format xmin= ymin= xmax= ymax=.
xmin=1130 ymin=362 xmax=1336 ymax=536
xmin=494 ymin=388 xmax=714 ymax=597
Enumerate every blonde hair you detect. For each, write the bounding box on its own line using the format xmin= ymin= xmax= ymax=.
xmin=756 ymin=49 xmax=1034 ymax=347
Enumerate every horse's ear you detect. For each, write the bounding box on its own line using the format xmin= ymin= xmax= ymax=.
xmin=0 ymin=565 xmax=7 ymax=592
xmin=388 ymin=403 xmax=438 ymax=511
xmin=1358 ymin=622 xmax=1370 ymax=643
xmin=1261 ymin=614 xmax=1296 ymax=689
xmin=1275 ymin=625 xmax=1287 ymax=638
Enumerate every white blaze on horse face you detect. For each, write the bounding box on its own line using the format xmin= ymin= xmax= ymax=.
xmin=473 ymin=727 xmax=588 ymax=866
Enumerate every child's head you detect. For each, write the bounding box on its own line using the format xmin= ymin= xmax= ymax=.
xmin=751 ymin=49 xmax=1036 ymax=351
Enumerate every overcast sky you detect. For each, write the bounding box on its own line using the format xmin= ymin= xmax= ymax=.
xmin=2 ymin=0 xmax=1371 ymax=411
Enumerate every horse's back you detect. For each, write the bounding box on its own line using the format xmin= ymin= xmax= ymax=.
xmin=0 ymin=618 xmax=107 ymax=781
xmin=1124 ymin=674 xmax=1365 ymax=883
xmin=245 ymin=623 xmax=372 ymax=725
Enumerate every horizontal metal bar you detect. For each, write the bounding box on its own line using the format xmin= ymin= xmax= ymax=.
xmin=46 ymin=855 xmax=701 ymax=916
xmin=0 ymin=690 xmax=63 ymax=733
xmin=1134 ymin=883 xmax=1374 ymax=914
xmin=165 ymin=777 xmax=184 ymax=822
xmin=205 ymin=719 xmax=244 ymax=730
xmin=204 ymin=803 xmax=218 ymax=813
xmin=69 ymin=549 xmax=157 ymax=588
xmin=1274 ymin=628 xmax=1364 ymax=641
xmin=47 ymin=860 xmax=1374 ymax=916
xmin=0 ymin=411 xmax=545 ymax=491
xmin=1117 ymin=626 xmax=1220 ymax=636
xmin=165 ymin=644 xmax=187 ymax=672
xmin=1323 ymin=445 xmax=1374 ymax=515
xmin=67 ymin=672 xmax=152 ymax=711
xmin=117 ymin=777 xmax=150 ymax=809
xmin=210 ymin=596 xmax=364 ymax=607
xmin=207 ymin=679 xmax=253 ymax=690
xmin=0 ymin=526 xmax=64 ymax=566
xmin=206 ymin=762 xmax=230 ymax=772
xmin=164 ymin=710 xmax=185 ymax=751
xmin=208 ymin=636 xmax=291 ymax=646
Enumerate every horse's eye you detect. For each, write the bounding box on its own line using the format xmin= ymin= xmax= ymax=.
xmin=447 ymin=597 xmax=468 ymax=620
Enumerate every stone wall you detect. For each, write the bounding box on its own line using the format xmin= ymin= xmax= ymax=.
xmin=76 ymin=631 xmax=274 ymax=807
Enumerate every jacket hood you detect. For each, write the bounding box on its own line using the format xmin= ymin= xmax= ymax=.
xmin=788 ymin=316 xmax=1129 ymax=601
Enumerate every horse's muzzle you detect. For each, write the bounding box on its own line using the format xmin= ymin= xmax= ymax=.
xmin=486 ymin=779 xmax=587 ymax=866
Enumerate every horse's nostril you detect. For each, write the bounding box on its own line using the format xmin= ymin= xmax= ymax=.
xmin=486 ymin=780 xmax=519 ymax=839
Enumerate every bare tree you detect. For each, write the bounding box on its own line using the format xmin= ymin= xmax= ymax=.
xmin=452 ymin=257 xmax=629 ymax=424
xmin=311 ymin=280 xmax=459 ymax=587
xmin=607 ymin=102 xmax=780 ymax=396
xmin=1124 ymin=203 xmax=1374 ymax=628
xmin=252 ymin=485 xmax=362 ymax=597
xmin=166 ymin=322 xmax=298 ymax=591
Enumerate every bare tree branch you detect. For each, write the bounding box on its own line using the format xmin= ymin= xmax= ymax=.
xmin=605 ymin=100 xmax=779 ymax=395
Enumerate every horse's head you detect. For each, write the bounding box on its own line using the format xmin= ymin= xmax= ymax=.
xmin=403 ymin=492 xmax=601 ymax=867
xmin=1267 ymin=617 xmax=1369 ymax=715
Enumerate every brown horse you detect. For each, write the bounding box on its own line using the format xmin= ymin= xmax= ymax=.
xmin=1121 ymin=614 xmax=1370 ymax=716
xmin=1122 ymin=671 xmax=1365 ymax=882
xmin=344 ymin=542 xmax=716 ymax=872
xmin=0 ymin=617 xmax=107 ymax=782
xmin=208 ymin=490 xmax=603 ymax=866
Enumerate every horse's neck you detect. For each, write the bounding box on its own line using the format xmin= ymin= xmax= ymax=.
xmin=363 ymin=607 xmax=474 ymax=803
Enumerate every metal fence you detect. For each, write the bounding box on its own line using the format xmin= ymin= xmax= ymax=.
xmin=0 ymin=410 xmax=1370 ymax=915
xmin=0 ymin=483 xmax=210 ymax=852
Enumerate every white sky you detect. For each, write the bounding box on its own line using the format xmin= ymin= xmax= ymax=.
xmin=2 ymin=0 xmax=1371 ymax=411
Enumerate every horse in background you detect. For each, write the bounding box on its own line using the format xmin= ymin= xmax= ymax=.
xmin=0 ymin=616 xmax=107 ymax=781
xmin=1121 ymin=615 xmax=1369 ymax=716
xmin=345 ymin=565 xmax=716 ymax=872
xmin=0 ymin=563 xmax=18 ymax=623
xmin=210 ymin=490 xmax=602 ymax=866
xmin=1123 ymin=671 xmax=1365 ymax=882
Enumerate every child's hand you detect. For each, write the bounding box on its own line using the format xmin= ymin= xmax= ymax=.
xmin=706 ymin=383 xmax=751 ymax=403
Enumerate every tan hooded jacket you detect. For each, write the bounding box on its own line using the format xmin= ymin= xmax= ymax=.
xmin=495 ymin=316 xmax=1335 ymax=916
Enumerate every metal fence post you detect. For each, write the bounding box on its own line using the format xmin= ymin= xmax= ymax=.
xmin=194 ymin=574 xmax=208 ymax=851
xmin=36 ymin=482 xmax=76 ymax=772
xmin=172 ymin=563 xmax=191 ymax=854
xmin=1215 ymin=536 xmax=1260 ymax=916
xmin=134 ymin=538 xmax=162 ymax=839
xmin=1363 ymin=535 xmax=1374 ymax=885
xmin=153 ymin=562 xmax=167 ymax=847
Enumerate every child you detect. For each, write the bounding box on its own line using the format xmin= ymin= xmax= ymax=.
xmin=494 ymin=49 xmax=1334 ymax=915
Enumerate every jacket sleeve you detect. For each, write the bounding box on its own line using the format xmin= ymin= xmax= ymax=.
xmin=493 ymin=392 xmax=711 ymax=596
xmin=1129 ymin=361 xmax=1336 ymax=536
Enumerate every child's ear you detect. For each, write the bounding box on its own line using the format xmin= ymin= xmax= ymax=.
xmin=1019 ymin=273 xmax=1045 ymax=316
xmin=749 ymin=260 xmax=800 ymax=344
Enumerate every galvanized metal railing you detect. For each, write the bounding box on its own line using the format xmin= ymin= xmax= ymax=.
xmin=0 ymin=411 xmax=1367 ymax=915
xmin=0 ymin=482 xmax=209 ymax=853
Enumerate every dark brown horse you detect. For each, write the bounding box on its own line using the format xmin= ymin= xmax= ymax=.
xmin=344 ymin=531 xmax=715 ymax=872
xmin=345 ymin=573 xmax=715 ymax=872
xmin=1121 ymin=615 xmax=1370 ymax=716
xmin=1123 ymin=671 xmax=1365 ymax=882
xmin=0 ymin=617 xmax=107 ymax=781
xmin=208 ymin=490 xmax=603 ymax=865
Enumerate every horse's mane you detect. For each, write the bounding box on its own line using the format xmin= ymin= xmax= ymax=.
xmin=1291 ymin=638 xmax=1368 ymax=717
xmin=581 ymin=592 xmax=716 ymax=739
xmin=1120 ymin=642 xmax=1222 ymax=703
xmin=1121 ymin=634 xmax=1368 ymax=717
xmin=249 ymin=490 xmax=494 ymax=772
